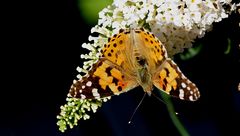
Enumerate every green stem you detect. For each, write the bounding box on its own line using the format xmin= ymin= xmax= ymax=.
xmin=161 ymin=94 xmax=190 ymax=136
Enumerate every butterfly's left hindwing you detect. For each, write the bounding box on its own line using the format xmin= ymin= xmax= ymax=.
xmin=69 ymin=58 xmax=138 ymax=99
xmin=153 ymin=59 xmax=200 ymax=101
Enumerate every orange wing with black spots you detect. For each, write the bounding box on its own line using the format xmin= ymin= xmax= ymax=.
xmin=101 ymin=29 xmax=130 ymax=68
xmin=132 ymin=29 xmax=200 ymax=101
xmin=69 ymin=29 xmax=139 ymax=99
xmin=153 ymin=59 xmax=200 ymax=101
xmin=69 ymin=58 xmax=138 ymax=99
xmin=132 ymin=29 xmax=167 ymax=68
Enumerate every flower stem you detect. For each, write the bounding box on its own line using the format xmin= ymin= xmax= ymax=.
xmin=161 ymin=93 xmax=190 ymax=136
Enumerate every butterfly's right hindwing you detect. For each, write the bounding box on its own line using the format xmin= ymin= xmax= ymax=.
xmin=153 ymin=59 xmax=200 ymax=101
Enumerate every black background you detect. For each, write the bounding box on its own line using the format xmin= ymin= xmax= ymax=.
xmin=1 ymin=0 xmax=240 ymax=136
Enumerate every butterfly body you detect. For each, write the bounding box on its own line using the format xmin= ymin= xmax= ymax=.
xmin=69 ymin=28 xmax=200 ymax=101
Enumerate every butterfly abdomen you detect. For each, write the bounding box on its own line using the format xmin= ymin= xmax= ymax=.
xmin=134 ymin=54 xmax=153 ymax=94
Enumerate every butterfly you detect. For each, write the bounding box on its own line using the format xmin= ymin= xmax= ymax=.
xmin=69 ymin=28 xmax=200 ymax=101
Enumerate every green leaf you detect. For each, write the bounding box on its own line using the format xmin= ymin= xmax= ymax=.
xmin=78 ymin=0 xmax=113 ymax=25
xmin=180 ymin=44 xmax=202 ymax=60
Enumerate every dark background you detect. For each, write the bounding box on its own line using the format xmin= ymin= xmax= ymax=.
xmin=1 ymin=0 xmax=240 ymax=136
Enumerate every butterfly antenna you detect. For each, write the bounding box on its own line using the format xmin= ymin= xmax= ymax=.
xmin=151 ymin=92 xmax=167 ymax=105
xmin=128 ymin=92 xmax=147 ymax=124
xmin=152 ymin=93 xmax=179 ymax=115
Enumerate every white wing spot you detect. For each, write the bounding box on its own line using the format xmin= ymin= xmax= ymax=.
xmin=187 ymin=87 xmax=190 ymax=91
xmin=92 ymin=88 xmax=98 ymax=92
xmin=86 ymin=81 xmax=92 ymax=87
xmin=81 ymin=94 xmax=86 ymax=99
xmin=79 ymin=89 xmax=82 ymax=93
xmin=190 ymin=91 xmax=193 ymax=94
xmin=181 ymin=74 xmax=186 ymax=79
xmin=92 ymin=88 xmax=100 ymax=97
xmin=181 ymin=82 xmax=187 ymax=88
xmin=176 ymin=67 xmax=181 ymax=72
xmin=82 ymin=85 xmax=85 ymax=89
xmin=179 ymin=89 xmax=184 ymax=99
xmin=189 ymin=96 xmax=194 ymax=101
xmin=194 ymin=93 xmax=197 ymax=98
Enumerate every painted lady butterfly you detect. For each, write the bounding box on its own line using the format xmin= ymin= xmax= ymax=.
xmin=69 ymin=28 xmax=200 ymax=101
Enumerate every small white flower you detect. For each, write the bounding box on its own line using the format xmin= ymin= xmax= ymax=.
xmin=83 ymin=114 xmax=90 ymax=120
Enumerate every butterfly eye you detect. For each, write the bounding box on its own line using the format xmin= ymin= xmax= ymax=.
xmin=137 ymin=58 xmax=147 ymax=66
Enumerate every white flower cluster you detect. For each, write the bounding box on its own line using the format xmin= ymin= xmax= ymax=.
xmin=57 ymin=97 xmax=110 ymax=132
xmin=82 ymin=0 xmax=236 ymax=57
xmin=78 ymin=0 xmax=238 ymax=73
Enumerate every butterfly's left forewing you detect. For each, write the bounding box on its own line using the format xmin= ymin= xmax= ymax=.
xmin=153 ymin=59 xmax=200 ymax=101
xmin=69 ymin=58 xmax=138 ymax=99
xmin=69 ymin=29 xmax=140 ymax=99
